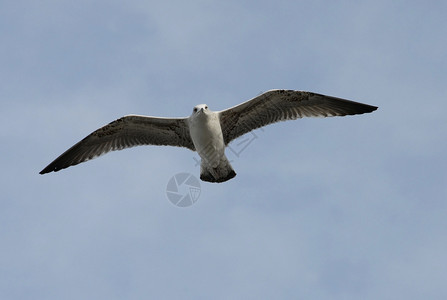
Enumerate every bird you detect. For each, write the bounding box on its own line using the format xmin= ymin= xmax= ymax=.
xmin=40 ymin=89 xmax=378 ymax=182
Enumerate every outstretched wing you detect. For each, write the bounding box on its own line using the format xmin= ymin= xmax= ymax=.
xmin=40 ymin=115 xmax=194 ymax=174
xmin=219 ymin=90 xmax=378 ymax=145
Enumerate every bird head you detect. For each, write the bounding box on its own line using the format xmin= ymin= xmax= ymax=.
xmin=192 ymin=104 xmax=209 ymax=116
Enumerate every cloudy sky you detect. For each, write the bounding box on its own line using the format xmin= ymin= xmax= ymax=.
xmin=1 ymin=0 xmax=446 ymax=299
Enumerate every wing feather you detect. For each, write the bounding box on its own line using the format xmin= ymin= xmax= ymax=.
xmin=40 ymin=115 xmax=194 ymax=174
xmin=219 ymin=90 xmax=378 ymax=145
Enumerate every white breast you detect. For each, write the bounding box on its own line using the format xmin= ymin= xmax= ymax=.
xmin=189 ymin=111 xmax=225 ymax=167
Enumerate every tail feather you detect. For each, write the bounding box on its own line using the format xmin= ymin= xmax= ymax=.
xmin=200 ymin=155 xmax=236 ymax=183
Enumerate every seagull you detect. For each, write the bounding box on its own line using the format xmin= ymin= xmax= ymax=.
xmin=40 ymin=90 xmax=378 ymax=182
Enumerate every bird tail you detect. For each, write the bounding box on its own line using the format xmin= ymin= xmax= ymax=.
xmin=200 ymin=155 xmax=236 ymax=183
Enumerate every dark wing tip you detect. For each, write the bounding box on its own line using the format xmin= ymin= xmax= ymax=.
xmin=39 ymin=165 xmax=57 ymax=175
xmin=365 ymin=105 xmax=378 ymax=112
xmin=358 ymin=104 xmax=378 ymax=114
xmin=40 ymin=160 xmax=70 ymax=174
xmin=332 ymin=98 xmax=378 ymax=116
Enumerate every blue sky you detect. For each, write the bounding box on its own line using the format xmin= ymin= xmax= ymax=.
xmin=1 ymin=1 xmax=447 ymax=299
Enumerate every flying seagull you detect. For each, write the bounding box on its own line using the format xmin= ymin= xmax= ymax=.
xmin=40 ymin=90 xmax=377 ymax=182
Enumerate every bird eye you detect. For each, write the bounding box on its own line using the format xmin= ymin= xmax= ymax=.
xmin=193 ymin=108 xmax=197 ymax=112
xmin=205 ymin=106 xmax=208 ymax=109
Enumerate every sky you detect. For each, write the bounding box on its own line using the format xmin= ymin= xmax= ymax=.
xmin=1 ymin=0 xmax=447 ymax=299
